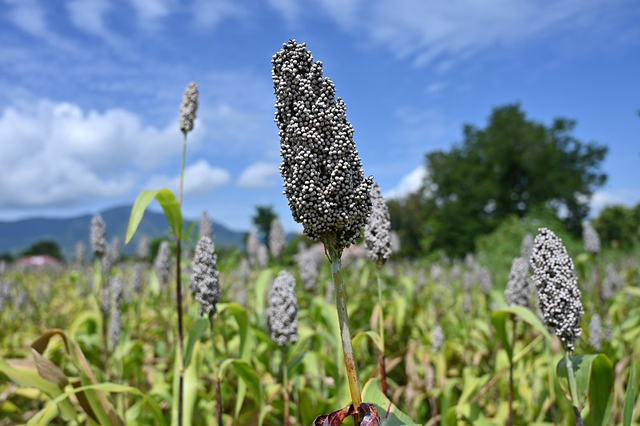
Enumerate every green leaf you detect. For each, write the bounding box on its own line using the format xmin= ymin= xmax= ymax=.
xmin=557 ymin=354 xmax=614 ymax=426
xmin=126 ymin=188 xmax=183 ymax=243
xmin=184 ymin=317 xmax=208 ymax=369
xmin=492 ymin=306 xmax=553 ymax=361
xmin=353 ymin=330 xmax=383 ymax=353
xmin=623 ymin=363 xmax=637 ymax=426
xmin=0 ymin=357 xmax=77 ymax=422
xmin=362 ymin=378 xmax=420 ymax=425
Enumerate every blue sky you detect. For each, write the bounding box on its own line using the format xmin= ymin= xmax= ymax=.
xmin=0 ymin=0 xmax=639 ymax=233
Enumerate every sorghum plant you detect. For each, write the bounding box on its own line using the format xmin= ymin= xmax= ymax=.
xmin=531 ymin=227 xmax=584 ymax=423
xmin=364 ymin=183 xmax=392 ymax=394
xmin=190 ymin=235 xmax=222 ymax=424
xmin=269 ymin=217 xmax=286 ymax=259
xmin=266 ymin=270 xmax=299 ymax=426
xmin=272 ymin=39 xmax=373 ymax=423
xmin=200 ymin=210 xmax=214 ymax=241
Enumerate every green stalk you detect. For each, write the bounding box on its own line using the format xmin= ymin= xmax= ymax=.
xmin=209 ymin=316 xmax=222 ymax=426
xmin=175 ymin=131 xmax=188 ymax=426
xmin=564 ymin=351 xmax=583 ymax=425
xmin=283 ymin=345 xmax=290 ymax=426
xmin=328 ymin=249 xmax=363 ymax=424
xmin=376 ymin=268 xmax=387 ymax=396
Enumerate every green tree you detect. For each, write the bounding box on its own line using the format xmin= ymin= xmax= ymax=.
xmin=251 ymin=205 xmax=277 ymax=246
xmin=425 ymin=103 xmax=608 ymax=256
xmin=21 ymin=240 xmax=64 ymax=261
xmin=593 ymin=203 xmax=640 ymax=250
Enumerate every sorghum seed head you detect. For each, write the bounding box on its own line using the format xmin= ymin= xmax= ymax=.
xmin=504 ymin=257 xmax=531 ymax=307
xmin=531 ymin=227 xmax=584 ymax=352
xmin=582 ymin=222 xmax=601 ymax=255
xmin=200 ymin=210 xmax=214 ymax=241
xmin=602 ymin=263 xmax=623 ymax=300
xmin=75 ymin=241 xmax=86 ymax=265
xmin=154 ymin=241 xmax=172 ymax=286
xmin=296 ymin=246 xmax=321 ymax=291
xmin=257 ymin=243 xmax=269 ymax=268
xmin=179 ymin=82 xmax=199 ymax=135
xmin=191 ymin=236 xmax=220 ymax=317
xmin=136 ymin=235 xmax=150 ymax=260
xmin=272 ymin=39 xmax=373 ymax=253
xmin=589 ymin=313 xmax=602 ymax=351
xmin=269 ymin=218 xmax=286 ymax=259
xmin=246 ymin=231 xmax=261 ymax=267
xmin=266 ymin=270 xmax=299 ymax=346
xmin=90 ymin=214 xmax=106 ymax=258
xmin=364 ymin=183 xmax=392 ymax=267
xmin=520 ymin=233 xmax=533 ymax=264
xmin=432 ymin=324 xmax=444 ymax=354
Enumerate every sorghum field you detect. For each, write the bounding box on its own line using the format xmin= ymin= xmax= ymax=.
xmin=1 ymin=40 xmax=639 ymax=426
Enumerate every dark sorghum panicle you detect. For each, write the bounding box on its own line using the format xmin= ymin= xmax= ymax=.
xmin=190 ymin=236 xmax=220 ymax=317
xmin=90 ymin=214 xmax=106 ymax=258
xmin=179 ymin=82 xmax=199 ymax=135
xmin=531 ymin=227 xmax=584 ymax=352
xmin=504 ymin=257 xmax=531 ymax=307
xmin=272 ymin=40 xmax=372 ymax=253
xmin=364 ymin=183 xmax=392 ymax=266
xmin=266 ymin=270 xmax=299 ymax=346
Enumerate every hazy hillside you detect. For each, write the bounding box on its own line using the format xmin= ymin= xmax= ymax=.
xmin=0 ymin=205 xmax=245 ymax=260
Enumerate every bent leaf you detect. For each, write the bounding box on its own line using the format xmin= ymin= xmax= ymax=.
xmin=126 ymin=188 xmax=183 ymax=243
xmin=362 ymin=378 xmax=420 ymax=425
xmin=492 ymin=306 xmax=553 ymax=360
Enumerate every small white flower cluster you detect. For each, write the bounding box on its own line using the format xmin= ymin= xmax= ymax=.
xmin=504 ymin=257 xmax=531 ymax=307
xmin=272 ymin=40 xmax=373 ymax=252
xmin=136 ymin=235 xmax=150 ymax=260
xmin=602 ymin=263 xmax=623 ymax=300
xmin=266 ymin=270 xmax=299 ymax=346
xmin=200 ymin=210 xmax=213 ymax=241
xmin=108 ymin=275 xmax=124 ymax=351
xmin=589 ymin=313 xmax=603 ymax=351
xmin=102 ymin=237 xmax=121 ymax=276
xmin=520 ymin=233 xmax=533 ymax=264
xmin=432 ymin=324 xmax=444 ymax=355
xmin=296 ymin=246 xmax=322 ymax=291
xmin=179 ymin=82 xmax=199 ymax=135
xmin=582 ymin=222 xmax=601 ymax=255
xmin=90 ymin=214 xmax=107 ymax=258
xmin=190 ymin=236 xmax=221 ymax=317
xmin=364 ymin=184 xmax=392 ymax=266
xmin=269 ymin=218 xmax=286 ymax=258
xmin=257 ymin=244 xmax=269 ymax=268
xmin=75 ymin=241 xmax=86 ymax=265
xmin=154 ymin=241 xmax=172 ymax=286
xmin=476 ymin=266 xmax=493 ymax=295
xmin=531 ymin=227 xmax=584 ymax=352
xmin=246 ymin=231 xmax=261 ymax=267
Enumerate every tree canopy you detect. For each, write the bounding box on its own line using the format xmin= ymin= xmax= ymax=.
xmin=252 ymin=205 xmax=278 ymax=246
xmin=21 ymin=240 xmax=64 ymax=261
xmin=409 ymin=103 xmax=608 ymax=257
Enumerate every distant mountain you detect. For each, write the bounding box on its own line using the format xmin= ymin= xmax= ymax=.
xmin=0 ymin=205 xmax=245 ymax=260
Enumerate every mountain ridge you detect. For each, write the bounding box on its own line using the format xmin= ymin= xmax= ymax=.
xmin=0 ymin=205 xmax=245 ymax=260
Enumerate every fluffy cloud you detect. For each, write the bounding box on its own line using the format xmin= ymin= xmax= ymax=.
xmin=384 ymin=165 xmax=427 ymax=199
xmin=0 ymin=99 xmax=187 ymax=209
xmin=237 ymin=162 xmax=280 ymax=188
xmin=590 ymin=189 xmax=640 ymax=215
xmin=66 ymin=0 xmax=120 ymax=45
xmin=145 ymin=160 xmax=231 ymax=196
xmin=191 ymin=0 xmax=247 ymax=29
xmin=129 ymin=0 xmax=173 ymax=25
xmin=311 ymin=0 xmax=622 ymax=68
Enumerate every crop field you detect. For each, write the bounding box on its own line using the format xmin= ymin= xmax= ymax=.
xmin=0 ymin=233 xmax=639 ymax=425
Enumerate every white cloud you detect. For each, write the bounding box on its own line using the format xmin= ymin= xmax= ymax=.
xmin=237 ymin=162 xmax=280 ymax=188
xmin=191 ymin=0 xmax=247 ymax=29
xmin=315 ymin=0 xmax=620 ymax=68
xmin=267 ymin=0 xmax=299 ymax=25
xmin=385 ymin=165 xmax=427 ymax=199
xmin=589 ymin=189 xmax=640 ymax=216
xmin=0 ymin=99 xmax=189 ymax=209
xmin=145 ymin=160 xmax=231 ymax=196
xmin=129 ymin=0 xmax=173 ymax=26
xmin=66 ymin=0 xmax=120 ymax=44
xmin=4 ymin=0 xmax=74 ymax=49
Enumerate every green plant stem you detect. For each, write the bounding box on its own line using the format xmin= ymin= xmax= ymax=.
xmin=376 ymin=268 xmax=387 ymax=396
xmin=176 ymin=239 xmax=184 ymax=426
xmin=507 ymin=317 xmax=517 ymax=426
xmin=179 ymin=133 xmax=187 ymax=206
xmin=283 ymin=345 xmax=290 ymax=426
xmin=328 ymin=250 xmax=363 ymax=425
xmin=209 ymin=316 xmax=222 ymax=426
xmin=564 ymin=351 xmax=583 ymax=426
